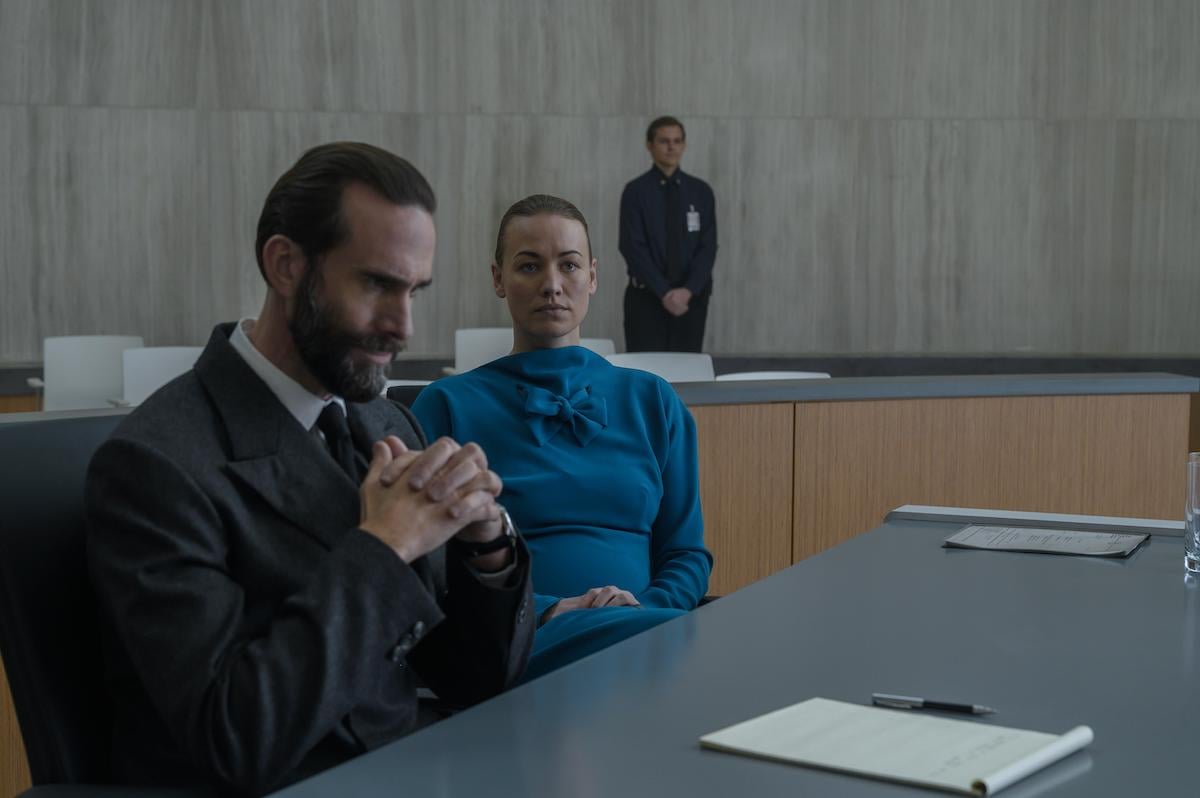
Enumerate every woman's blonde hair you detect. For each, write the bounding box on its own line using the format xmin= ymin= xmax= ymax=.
xmin=493 ymin=194 xmax=592 ymax=265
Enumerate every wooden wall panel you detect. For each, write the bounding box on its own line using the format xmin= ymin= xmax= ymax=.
xmin=0 ymin=395 xmax=38 ymax=414
xmin=793 ymin=394 xmax=1191 ymax=561
xmin=1190 ymin=394 xmax=1200 ymax=455
xmin=0 ymin=656 xmax=30 ymax=798
xmin=692 ymin=404 xmax=793 ymax=596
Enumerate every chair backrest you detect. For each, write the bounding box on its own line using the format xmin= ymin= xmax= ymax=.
xmin=42 ymin=336 xmax=144 ymax=411
xmin=605 ymin=352 xmax=715 ymax=383
xmin=0 ymin=411 xmax=128 ymax=785
xmin=383 ymin=380 xmax=431 ymax=409
xmin=579 ymin=338 xmax=616 ymax=356
xmin=715 ymin=370 xmax=832 ymax=381
xmin=385 ymin=384 xmax=427 ymax=409
xmin=454 ymin=328 xmax=513 ymax=373
xmin=122 ymin=347 xmax=203 ymax=405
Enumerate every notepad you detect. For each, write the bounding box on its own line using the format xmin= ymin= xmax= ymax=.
xmin=700 ymin=698 xmax=1092 ymax=796
xmin=944 ymin=524 xmax=1148 ymax=557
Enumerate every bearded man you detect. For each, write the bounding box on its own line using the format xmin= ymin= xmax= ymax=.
xmin=85 ymin=142 xmax=534 ymax=796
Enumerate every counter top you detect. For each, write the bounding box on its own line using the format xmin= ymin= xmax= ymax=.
xmin=673 ymin=372 xmax=1199 ymax=406
xmin=5 ymin=363 xmax=1196 ymax=405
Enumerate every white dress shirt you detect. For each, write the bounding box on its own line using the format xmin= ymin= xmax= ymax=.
xmin=229 ymin=318 xmax=342 ymax=434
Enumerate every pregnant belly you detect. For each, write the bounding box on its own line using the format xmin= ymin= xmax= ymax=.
xmin=525 ymin=528 xmax=652 ymax=597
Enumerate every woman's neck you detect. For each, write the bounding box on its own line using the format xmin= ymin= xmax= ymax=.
xmin=511 ymin=327 xmax=582 ymax=354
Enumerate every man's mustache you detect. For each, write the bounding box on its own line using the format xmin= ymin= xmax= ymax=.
xmin=348 ymin=334 xmax=406 ymax=355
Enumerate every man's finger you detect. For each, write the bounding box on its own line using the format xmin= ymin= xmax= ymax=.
xmin=426 ymin=443 xmax=488 ymax=498
xmin=445 ymin=488 xmax=498 ymax=523
xmin=366 ymin=440 xmax=392 ymax=481
xmin=455 ymin=502 xmax=502 ymax=531
xmin=379 ymin=450 xmax=421 ymax=488
xmin=405 ymin=437 xmax=459 ymax=490
xmin=426 ymin=454 xmax=482 ymax=501
xmin=446 ymin=471 xmax=503 ymax=505
xmin=458 ymin=442 xmax=488 ymax=471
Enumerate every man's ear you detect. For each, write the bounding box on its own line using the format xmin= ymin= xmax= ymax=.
xmin=491 ymin=262 xmax=506 ymax=298
xmin=260 ymin=235 xmax=308 ymax=298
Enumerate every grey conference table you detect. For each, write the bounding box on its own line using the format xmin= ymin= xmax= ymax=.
xmin=268 ymin=506 xmax=1200 ymax=798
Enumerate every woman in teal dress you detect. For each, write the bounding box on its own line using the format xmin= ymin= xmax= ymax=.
xmin=412 ymin=194 xmax=711 ymax=681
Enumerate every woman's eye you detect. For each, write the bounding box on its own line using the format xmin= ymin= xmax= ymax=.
xmin=561 ymin=262 xmax=579 ymax=272
xmin=517 ymin=262 xmax=538 ymax=273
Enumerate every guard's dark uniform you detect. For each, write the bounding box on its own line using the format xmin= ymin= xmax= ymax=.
xmin=618 ymin=166 xmax=718 ymax=352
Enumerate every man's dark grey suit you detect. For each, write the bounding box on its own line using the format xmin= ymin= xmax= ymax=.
xmin=85 ymin=323 xmax=534 ymax=796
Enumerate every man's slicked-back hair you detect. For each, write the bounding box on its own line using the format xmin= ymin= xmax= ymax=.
xmin=254 ymin=141 xmax=437 ymax=280
xmin=646 ymin=115 xmax=686 ymax=143
xmin=493 ymin=194 xmax=592 ymax=266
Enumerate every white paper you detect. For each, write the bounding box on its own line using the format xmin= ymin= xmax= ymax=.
xmin=700 ymin=698 xmax=1092 ymax=796
xmin=944 ymin=525 xmax=1147 ymax=557
xmin=978 ymin=725 xmax=1094 ymax=794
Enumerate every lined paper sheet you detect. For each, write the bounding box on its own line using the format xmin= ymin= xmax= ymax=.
xmin=700 ymin=698 xmax=1092 ymax=796
xmin=944 ymin=525 xmax=1148 ymax=557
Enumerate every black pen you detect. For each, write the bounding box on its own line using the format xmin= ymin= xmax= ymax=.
xmin=871 ymin=692 xmax=995 ymax=715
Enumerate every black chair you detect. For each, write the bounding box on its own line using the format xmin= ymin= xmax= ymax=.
xmin=0 ymin=412 xmax=207 ymax=797
xmin=0 ymin=412 xmax=126 ymax=792
xmin=385 ymin=383 xmax=426 ymax=408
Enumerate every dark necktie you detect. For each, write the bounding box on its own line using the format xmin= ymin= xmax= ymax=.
xmin=663 ymin=178 xmax=685 ymax=285
xmin=315 ymin=403 xmax=363 ymax=482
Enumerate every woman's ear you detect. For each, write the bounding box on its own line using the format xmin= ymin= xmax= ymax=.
xmin=261 ymin=235 xmax=307 ymax=299
xmin=491 ymin=262 xmax=506 ymax=298
xmin=588 ymin=257 xmax=598 ymax=296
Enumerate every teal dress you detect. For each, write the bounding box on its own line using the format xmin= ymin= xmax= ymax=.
xmin=412 ymin=346 xmax=711 ymax=680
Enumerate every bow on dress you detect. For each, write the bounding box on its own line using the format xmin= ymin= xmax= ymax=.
xmin=521 ymin=384 xmax=608 ymax=446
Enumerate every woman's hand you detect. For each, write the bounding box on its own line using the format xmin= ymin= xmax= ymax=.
xmin=542 ymin=586 xmax=641 ymax=624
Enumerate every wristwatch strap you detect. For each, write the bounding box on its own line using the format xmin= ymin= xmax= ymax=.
xmin=449 ymin=508 xmax=516 ymax=559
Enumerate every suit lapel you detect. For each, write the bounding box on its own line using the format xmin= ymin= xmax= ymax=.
xmin=196 ymin=324 xmax=360 ymax=550
xmin=224 ymin=435 xmax=360 ymax=551
xmin=347 ymin=397 xmax=423 ymax=457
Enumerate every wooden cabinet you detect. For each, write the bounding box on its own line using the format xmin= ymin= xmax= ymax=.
xmin=693 ymin=393 xmax=1190 ymax=594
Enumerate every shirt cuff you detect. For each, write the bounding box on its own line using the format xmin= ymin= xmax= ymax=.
xmin=468 ymin=560 xmax=518 ymax=588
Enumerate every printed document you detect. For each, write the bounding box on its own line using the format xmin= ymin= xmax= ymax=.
xmin=944 ymin=524 xmax=1147 ymax=557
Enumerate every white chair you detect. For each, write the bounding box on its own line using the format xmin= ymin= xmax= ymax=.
xmin=383 ymin=379 xmax=432 ymax=392
xmin=37 ymin=335 xmax=144 ymax=411
xmin=454 ymin=328 xmax=513 ymax=373
xmin=605 ymin=352 xmax=715 ymax=383
xmin=716 ymin=370 xmax=831 ymax=381
xmin=121 ymin=346 xmax=204 ymax=405
xmin=580 ymin=337 xmax=616 ymax=356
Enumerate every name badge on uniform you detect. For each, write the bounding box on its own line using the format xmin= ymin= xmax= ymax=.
xmin=686 ymin=205 xmax=701 ymax=232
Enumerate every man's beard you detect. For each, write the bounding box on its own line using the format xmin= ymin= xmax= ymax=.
xmin=289 ymin=265 xmax=403 ymax=402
